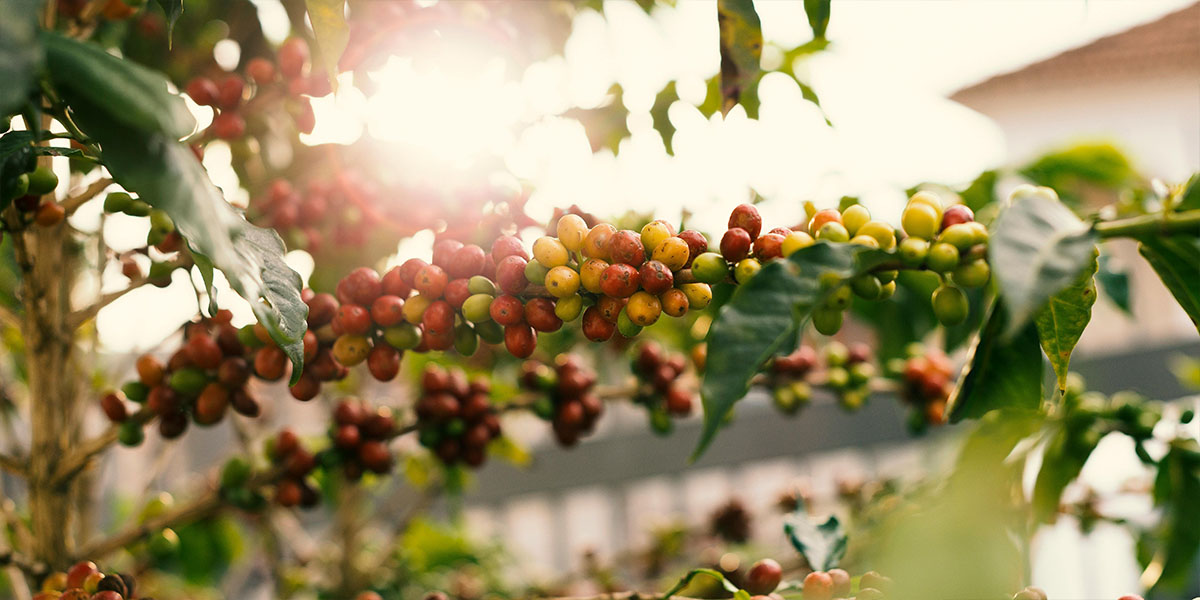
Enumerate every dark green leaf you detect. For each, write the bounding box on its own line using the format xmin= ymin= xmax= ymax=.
xmin=697 ymin=243 xmax=889 ymax=458
xmin=563 ymin=84 xmax=629 ymax=154
xmin=663 ymin=568 xmax=741 ymax=599
xmin=154 ymin=0 xmax=183 ymax=48
xmin=988 ymin=187 xmax=1099 ymax=336
xmin=1096 ymin=251 xmax=1132 ymax=314
xmin=67 ymin=98 xmax=307 ymax=382
xmin=0 ymin=130 xmax=36 ymax=211
xmin=1138 ymin=235 xmax=1200 ymax=334
xmin=1019 ymin=143 xmax=1139 ymax=207
xmin=1175 ymin=173 xmax=1200 ymax=212
xmin=959 ymin=169 xmax=998 ymax=213
xmin=306 ymin=0 xmax=349 ymax=93
xmin=1032 ymin=420 xmax=1100 ymax=523
xmin=716 ymin=0 xmax=762 ymax=116
xmin=1035 ymin=252 xmax=1098 ymax=393
xmin=41 ymin=32 xmax=194 ymax=139
xmin=946 ymin=299 xmax=1043 ymax=423
xmin=0 ymin=0 xmax=40 ymax=118
xmin=849 ymin=270 xmax=938 ymax=362
xmin=795 ymin=79 xmax=831 ymax=125
xmin=649 ymin=81 xmax=678 ymax=155
xmin=783 ymin=499 xmax=847 ymax=571
xmin=1143 ymin=440 xmax=1200 ymax=590
xmin=803 ymin=0 xmax=831 ymax=40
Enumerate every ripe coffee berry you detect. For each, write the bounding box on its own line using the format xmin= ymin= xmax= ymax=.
xmin=416 ymin=366 xmax=501 ymax=467
xmin=801 ymin=571 xmax=833 ymax=600
xmin=599 ymin=263 xmax=640 ymax=298
xmin=608 ymin=229 xmax=645 ymax=266
xmin=743 ymin=558 xmax=782 ymax=595
xmin=720 ymin=228 xmax=753 ymax=262
xmin=728 ymin=203 xmax=763 ymax=238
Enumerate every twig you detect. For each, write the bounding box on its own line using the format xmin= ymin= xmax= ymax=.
xmin=61 ymin=177 xmax=113 ymax=216
xmin=0 ymin=453 xmax=27 ymax=477
xmin=68 ymin=274 xmax=159 ymax=329
xmin=51 ymin=409 xmax=153 ymax=487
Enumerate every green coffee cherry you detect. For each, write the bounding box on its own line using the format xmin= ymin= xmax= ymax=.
xmin=825 ymin=285 xmax=853 ymax=310
xmin=812 ymin=307 xmax=843 ymax=335
xmin=878 ymin=280 xmax=897 ymax=300
xmin=118 ymin=421 xmax=145 ymax=446
xmin=531 ymin=397 xmax=555 ymax=420
xmin=841 ymin=204 xmax=870 ymax=236
xmin=931 ymin=284 xmax=968 ymax=325
xmin=125 ymin=199 xmax=153 ymax=217
xmin=220 ymin=457 xmax=252 ymax=489
xmin=617 ymin=309 xmax=643 ymax=338
xmin=121 ymin=381 xmax=150 ymax=403
xmin=734 ymin=258 xmax=761 ymax=283
xmin=104 ymin=192 xmax=134 ymax=213
xmin=851 ymin=275 xmax=883 ymax=300
xmin=169 ymin=367 xmax=210 ymax=396
xmin=849 ymin=362 xmax=875 ymax=385
xmin=26 ymin=166 xmax=59 ymax=195
xmin=824 ymin=341 xmax=849 ymax=366
xmin=952 ymin=259 xmax=990 ymax=288
xmin=3 ymin=173 xmax=29 ymax=200
xmin=148 ymin=260 xmax=176 ymax=280
xmin=648 ymin=408 xmax=673 ymax=436
xmin=418 ymin=427 xmax=442 ymax=448
xmin=383 ymin=323 xmax=421 ymax=349
xmin=467 ymin=275 xmax=497 ymax=295
xmin=691 ymin=252 xmax=730 ymax=284
xmin=453 ymin=323 xmax=478 ymax=356
xmin=445 ymin=418 xmax=466 ymax=437
xmin=149 ymin=209 xmax=175 ymax=234
xmin=237 ymin=324 xmax=264 ymax=348
xmin=826 ymin=367 xmax=850 ymax=388
xmin=898 ymin=237 xmax=929 ymax=267
xmin=524 ymin=259 xmax=550 ymax=285
xmin=555 ymin=294 xmax=584 ymax=321
xmin=938 ymin=223 xmax=975 ymax=251
xmin=926 ymin=243 xmax=960 ymax=273
xmin=475 ymin=320 xmax=504 ymax=344
xmin=772 ymin=385 xmax=799 ymax=415
xmin=462 ymin=294 xmax=494 ymax=323
xmin=816 ymin=221 xmax=850 ymax=243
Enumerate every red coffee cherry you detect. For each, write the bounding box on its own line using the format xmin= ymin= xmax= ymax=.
xmin=216 ymin=74 xmax=245 ymax=109
xmin=744 ymin=558 xmax=783 ymax=595
xmin=370 ymin=295 xmax=405 ymax=327
xmin=448 ymin=244 xmax=486 ymax=278
xmin=638 ymin=260 xmax=674 ymax=294
xmin=827 ymin=568 xmax=851 ymax=597
xmin=504 ymin=324 xmax=536 ymax=358
xmin=185 ymin=332 xmax=223 ymax=369
xmin=231 ymin=389 xmax=261 ymax=417
xmin=136 ymin=354 xmax=164 ymax=386
xmin=367 ymin=345 xmax=401 ymax=382
xmin=720 ymin=227 xmax=753 ymax=262
xmin=421 ymin=300 xmax=456 ymax=334
xmin=581 ymin=306 xmax=615 ymax=342
xmin=341 ymin=267 xmax=383 ymax=306
xmin=608 ymin=230 xmax=645 ymax=266
xmin=335 ymin=304 xmax=372 ymax=335
xmin=941 ymin=204 xmax=974 ymax=230
xmin=431 ymin=238 xmax=464 ymax=269
xmin=728 ymin=203 xmax=762 ymax=238
xmin=289 ymin=373 xmax=321 ymax=401
xmin=211 ymin=112 xmax=246 ymax=140
xmin=524 ymin=298 xmax=563 ymax=332
xmin=753 ymin=233 xmax=785 ymax=261
xmin=599 ymin=263 xmax=640 ymax=298
xmin=278 ymin=37 xmax=310 ymax=80
xmin=396 ymin=258 xmax=427 ymax=286
xmin=414 ymin=264 xmax=449 ymax=297
xmin=677 ymin=229 xmax=708 ymax=266
xmin=100 ymin=391 xmax=128 ymax=423
xmin=217 ymin=356 xmax=251 ymax=387
xmin=195 ymin=383 xmax=230 ymax=424
xmin=665 ymin=386 xmax=693 ymax=416
xmin=491 ymin=235 xmax=528 ymax=260
xmin=358 ymin=440 xmax=392 ymax=473
xmin=246 ymin=57 xmax=276 ymax=84
xmin=595 ymin=295 xmax=626 ymax=323
xmin=801 ymin=571 xmax=833 ymax=600
xmin=380 ymin=265 xmax=412 ymax=297
xmin=186 ymin=77 xmax=219 ymax=106
xmin=489 ymin=295 xmax=525 ymax=326
xmin=443 ymin=278 xmax=472 ymax=309
xmin=254 ymin=345 xmax=288 ymax=381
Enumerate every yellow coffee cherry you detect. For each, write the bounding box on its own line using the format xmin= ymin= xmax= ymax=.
xmin=901 ymin=202 xmax=940 ymax=240
xmin=908 ymin=190 xmax=944 ymax=222
xmin=641 ymin=220 xmax=676 ymax=255
xmin=533 ymin=236 xmax=569 ymax=268
xmin=841 ymin=204 xmax=871 ymax=236
xmin=680 ymin=283 xmax=712 ymax=309
xmin=402 ymin=294 xmax=432 ymax=324
xmin=856 ymin=221 xmax=896 ymax=250
xmin=626 ymin=291 xmax=662 ymax=326
xmin=964 ymin=221 xmax=989 ymax=245
xmin=583 ymin=223 xmax=616 ymax=260
xmin=660 ymin=288 xmax=689 ymax=317
xmin=781 ymin=231 xmax=815 ymax=257
xmin=850 ymin=235 xmax=880 ymax=248
xmin=555 ymin=294 xmax=584 ymax=321
xmin=556 ymin=214 xmax=589 ymax=252
xmin=580 ymin=258 xmax=609 ymax=294
xmin=652 ymin=236 xmax=691 ymax=271
xmin=545 ymin=265 xmax=581 ymax=298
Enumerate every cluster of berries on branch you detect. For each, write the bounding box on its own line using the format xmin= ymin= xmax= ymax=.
xmin=2 ymin=164 xmax=64 ymax=230
xmin=34 ymin=561 xmax=144 ymax=600
xmin=415 ymin=364 xmax=502 ymax=468
xmin=266 ymin=429 xmax=320 ymax=509
xmin=630 ymin=342 xmax=695 ymax=435
xmin=768 ymin=341 xmax=875 ymax=415
xmin=520 ymin=355 xmax=603 ymax=447
xmin=325 ymin=398 xmax=399 ymax=480
xmin=885 ymin=343 xmax=954 ymax=432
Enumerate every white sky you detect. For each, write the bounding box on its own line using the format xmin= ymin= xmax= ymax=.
xmin=88 ymin=0 xmax=1194 ymax=352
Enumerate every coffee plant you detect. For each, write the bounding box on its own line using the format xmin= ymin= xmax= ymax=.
xmin=0 ymin=0 xmax=1196 ymax=598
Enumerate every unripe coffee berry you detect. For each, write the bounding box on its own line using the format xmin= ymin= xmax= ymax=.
xmin=583 ymin=223 xmax=616 ymax=259
xmin=652 ymin=236 xmax=690 ymax=271
xmin=926 ymin=242 xmax=961 ymax=273
xmin=626 ymin=291 xmax=662 ymax=326
xmin=781 ymin=231 xmax=815 ymax=257
xmin=533 ymin=236 xmax=569 ymax=268
xmin=841 ymin=204 xmax=870 ymax=235
xmin=557 ymin=214 xmax=589 ymax=252
xmin=808 ymin=208 xmax=842 ymax=235
xmin=902 ymin=201 xmax=940 ymax=240
xmin=545 ymin=265 xmax=581 ymax=298
xmin=734 ymin=258 xmax=761 ymax=283
xmin=679 ymin=283 xmax=712 ymax=309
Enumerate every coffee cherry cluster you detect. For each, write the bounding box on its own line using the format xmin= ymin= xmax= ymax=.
xmin=250 ymin=177 xmax=381 ymax=254
xmin=886 ymin=343 xmax=953 ymax=433
xmin=2 ymin=164 xmax=64 ymax=230
xmin=767 ymin=342 xmax=875 ymax=414
xmin=415 ymin=364 xmax=502 ymax=468
xmin=690 ymin=196 xmax=989 ymax=335
xmin=802 ymin=569 xmax=890 ymax=600
xmin=267 ymin=429 xmax=320 ymax=509
xmin=186 ymin=37 xmax=319 ymax=142
xmin=326 ymin=398 xmax=398 ymax=480
xmin=34 ymin=560 xmax=145 ymax=600
xmin=519 ymin=355 xmax=604 ymax=447
xmin=107 ymin=310 xmax=263 ymax=444
xmin=630 ymin=342 xmax=694 ymax=434
xmin=281 ymin=290 xmax=349 ymax=400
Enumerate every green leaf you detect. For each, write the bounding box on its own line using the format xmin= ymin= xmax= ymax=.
xmin=783 ymin=499 xmax=847 ymax=572
xmin=563 ymin=84 xmax=629 ymax=154
xmin=959 ymin=170 xmax=998 ymax=213
xmin=1138 ymin=234 xmax=1200 ymax=334
xmin=946 ymin=299 xmax=1043 ymax=423
xmin=0 ymin=0 xmax=40 ymax=119
xmin=988 ymin=187 xmax=1099 ymax=336
xmin=1031 ymin=419 xmax=1100 ymax=523
xmin=1144 ymin=439 xmax=1200 ymax=590
xmin=0 ymin=130 xmax=37 ymax=211
xmin=716 ymin=0 xmax=762 ymax=116
xmin=1175 ymin=173 xmax=1200 ymax=212
xmin=1096 ymin=251 xmax=1132 ymax=314
xmin=663 ymin=568 xmax=741 ymax=599
xmin=305 ymin=0 xmax=349 ymax=93
xmin=66 ymin=97 xmax=308 ymax=383
xmin=696 ymin=243 xmax=889 ymax=458
xmin=803 ymin=0 xmax=831 ymax=40
xmin=649 ymin=81 xmax=679 ymax=155
xmin=1035 ymin=252 xmax=1098 ymax=393
xmin=1019 ymin=143 xmax=1138 ymax=207
xmin=795 ymin=79 xmax=831 ymax=125
xmin=41 ymin=32 xmax=194 ymax=139
xmin=154 ymin=0 xmax=184 ymax=48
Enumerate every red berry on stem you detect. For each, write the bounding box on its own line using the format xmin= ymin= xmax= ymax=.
xmin=289 ymin=374 xmax=320 ymax=401
xmin=186 ymin=333 xmax=223 ymax=369
xmin=504 ymin=324 xmax=536 ymax=358
xmin=495 ymin=255 xmax=529 ymax=294
xmin=608 ymin=230 xmax=645 ymax=266
xmin=753 ymin=233 xmax=785 ymax=261
xmin=677 ymin=229 xmax=708 ymax=266
xmin=370 ymin=295 xmax=405 ymax=327
xmin=524 ymin=298 xmax=563 ymax=332
xmin=431 ymin=239 xmax=464 ymax=269
xmin=381 ymin=265 xmax=412 ymax=297
xmin=342 ymin=267 xmax=382 ymax=305
xmin=449 ymin=244 xmax=487 ymax=278
xmin=638 ymin=260 xmax=674 ymax=295
xmin=801 ymin=572 xmax=833 ymax=600
xmin=414 ymin=264 xmax=449 ymax=297
xmin=728 ymin=204 xmax=763 ymax=238
xmin=186 ymin=77 xmax=219 ymax=106
xmin=744 ymin=559 xmax=782 ymax=595
xmin=367 ymin=345 xmax=401 ymax=381
xmin=246 ymin=57 xmax=276 ymax=84
xmin=582 ymin=306 xmax=616 ymax=342
xmin=600 ymin=263 xmax=640 ymax=298
xmin=491 ymin=235 xmax=528 ymax=260
xmin=278 ymin=37 xmax=310 ymax=80
xmin=489 ymin=295 xmax=525 ymax=326
xmin=443 ymin=278 xmax=472 ymax=309
xmin=941 ymin=204 xmax=975 ymax=230
xmin=335 ymin=304 xmax=372 ymax=335
xmin=422 ymin=300 xmax=455 ymax=333
xmin=216 ymin=74 xmax=245 ymax=109
xmin=720 ymin=228 xmax=752 ymax=262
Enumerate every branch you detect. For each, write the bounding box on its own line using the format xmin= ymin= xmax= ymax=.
xmin=68 ymin=274 xmax=159 ymax=329
xmin=51 ymin=409 xmax=153 ymax=487
xmin=0 ymin=452 xmax=27 ymax=477
xmin=1094 ymin=208 xmax=1200 ymax=239
xmin=61 ymin=177 xmax=113 ymax=216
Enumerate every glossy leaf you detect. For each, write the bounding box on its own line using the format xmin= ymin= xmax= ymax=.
xmin=305 ymin=0 xmax=349 ymax=93
xmin=0 ymin=0 xmax=40 ymax=118
xmin=1035 ymin=252 xmax=1098 ymax=393
xmin=803 ymin=0 xmax=831 ymax=40
xmin=1138 ymin=234 xmax=1200 ymax=334
xmin=783 ymin=499 xmax=847 ymax=572
xmin=989 ymin=187 xmax=1099 ymax=337
xmin=1142 ymin=439 xmax=1200 ymax=590
xmin=0 ymin=130 xmax=36 ymax=211
xmin=1096 ymin=251 xmax=1132 ymax=314
xmin=41 ymin=32 xmax=194 ymax=139
xmin=154 ymin=0 xmax=184 ymax=48
xmin=947 ymin=299 xmax=1043 ymax=423
xmin=65 ymin=96 xmax=307 ymax=383
xmin=696 ymin=243 xmax=889 ymax=458
xmin=716 ymin=0 xmax=762 ymax=115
